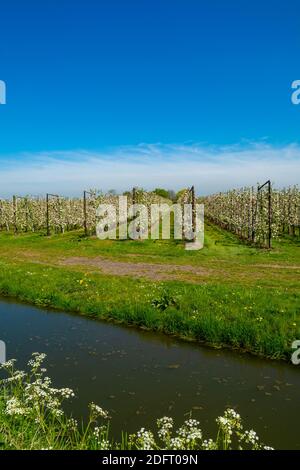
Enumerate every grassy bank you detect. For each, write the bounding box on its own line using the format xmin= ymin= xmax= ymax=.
xmin=0 ymin=223 xmax=299 ymax=360
xmin=0 ymin=353 xmax=273 ymax=450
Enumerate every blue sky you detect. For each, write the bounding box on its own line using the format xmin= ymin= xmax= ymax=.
xmin=0 ymin=0 xmax=299 ymax=195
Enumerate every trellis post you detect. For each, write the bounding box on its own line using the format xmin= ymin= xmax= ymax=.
xmin=268 ymin=180 xmax=272 ymax=249
xmin=257 ymin=180 xmax=272 ymax=248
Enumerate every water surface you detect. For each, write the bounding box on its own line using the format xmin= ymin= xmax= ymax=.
xmin=0 ymin=298 xmax=299 ymax=449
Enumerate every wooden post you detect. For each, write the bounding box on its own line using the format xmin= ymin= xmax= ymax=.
xmin=257 ymin=180 xmax=271 ymax=248
xmin=268 ymin=180 xmax=272 ymax=249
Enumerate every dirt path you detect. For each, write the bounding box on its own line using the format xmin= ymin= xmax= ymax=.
xmin=255 ymin=264 xmax=300 ymax=270
xmin=60 ymin=256 xmax=213 ymax=281
xmin=11 ymin=250 xmax=300 ymax=283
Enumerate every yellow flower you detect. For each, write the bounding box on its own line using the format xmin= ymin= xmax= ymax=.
xmin=79 ymin=279 xmax=84 ymax=285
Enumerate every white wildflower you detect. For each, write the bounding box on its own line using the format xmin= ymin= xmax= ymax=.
xmin=0 ymin=359 xmax=16 ymax=370
xmin=67 ymin=418 xmax=78 ymax=431
xmin=89 ymin=402 xmax=110 ymax=419
xmin=98 ymin=439 xmax=110 ymax=450
xmin=5 ymin=397 xmax=29 ymax=416
xmin=136 ymin=428 xmax=155 ymax=450
xmin=157 ymin=416 xmax=173 ymax=441
xmin=242 ymin=429 xmax=259 ymax=445
xmin=202 ymin=439 xmax=218 ymax=450
xmin=177 ymin=418 xmax=202 ymax=443
xmin=169 ymin=437 xmax=184 ymax=450
xmin=60 ymin=388 xmax=75 ymax=399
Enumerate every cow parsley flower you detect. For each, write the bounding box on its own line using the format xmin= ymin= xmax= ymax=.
xmin=89 ymin=402 xmax=110 ymax=420
xmin=136 ymin=428 xmax=156 ymax=450
xmin=5 ymin=397 xmax=29 ymax=416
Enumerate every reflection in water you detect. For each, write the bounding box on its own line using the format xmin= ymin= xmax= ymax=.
xmin=0 ymin=298 xmax=299 ymax=449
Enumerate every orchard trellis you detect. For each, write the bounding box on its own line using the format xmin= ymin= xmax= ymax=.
xmin=0 ymin=189 xmax=170 ymax=237
xmin=0 ymin=184 xmax=299 ymax=247
xmin=203 ymin=183 xmax=300 ymax=248
xmin=255 ymin=180 xmax=272 ymax=248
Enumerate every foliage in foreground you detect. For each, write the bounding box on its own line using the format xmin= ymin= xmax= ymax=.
xmin=0 ymin=353 xmax=273 ymax=450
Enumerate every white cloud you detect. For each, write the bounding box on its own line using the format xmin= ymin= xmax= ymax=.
xmin=0 ymin=142 xmax=299 ymax=197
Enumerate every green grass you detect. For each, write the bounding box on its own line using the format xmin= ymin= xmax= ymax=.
xmin=0 ymin=222 xmax=299 ymax=360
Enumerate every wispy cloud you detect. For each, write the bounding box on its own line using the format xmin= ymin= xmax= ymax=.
xmin=0 ymin=142 xmax=299 ymax=197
